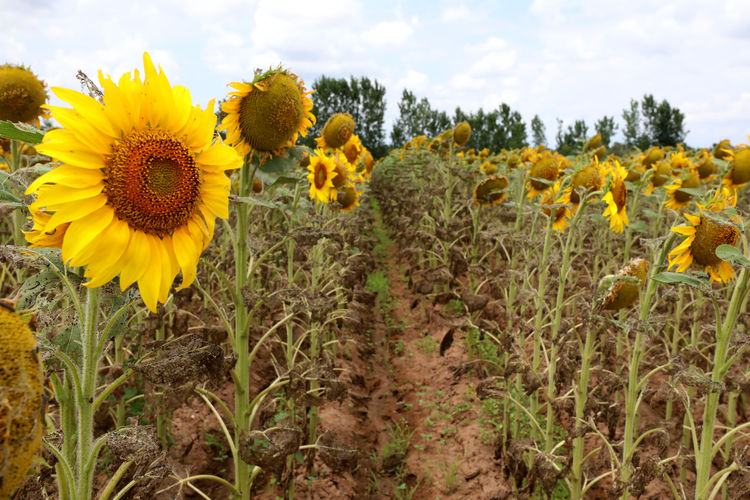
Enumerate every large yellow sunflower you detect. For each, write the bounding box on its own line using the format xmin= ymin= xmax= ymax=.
xmin=220 ymin=67 xmax=314 ymax=161
xmin=25 ymin=53 xmax=242 ymax=312
xmin=668 ymin=210 xmax=741 ymax=283
xmin=307 ymin=150 xmax=337 ymax=203
xmin=602 ymin=161 xmax=629 ymax=233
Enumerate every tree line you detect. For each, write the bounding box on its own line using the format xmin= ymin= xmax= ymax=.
xmin=294 ymin=75 xmax=688 ymax=158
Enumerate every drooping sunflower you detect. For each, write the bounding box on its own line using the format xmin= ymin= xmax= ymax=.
xmin=0 ymin=63 xmax=50 ymax=125
xmin=541 ymin=180 xmax=571 ymax=232
xmin=454 ymin=121 xmax=471 ymax=147
xmin=664 ymin=172 xmax=701 ymax=211
xmin=644 ymin=160 xmax=672 ymax=194
xmin=695 ymin=150 xmax=717 ymax=181
xmin=331 ymin=183 xmax=359 ymax=211
xmin=316 ymin=113 xmax=355 ymax=151
xmin=668 ymin=210 xmax=741 ymax=283
xmin=722 ymin=141 xmax=750 ymax=191
xmin=584 ymin=133 xmax=602 ymax=152
xmin=25 ymin=53 xmax=242 ymax=312
xmin=642 ymin=147 xmax=664 ymax=168
xmin=220 ymin=67 xmax=315 ymax=161
xmin=713 ymin=139 xmax=732 ymax=160
xmin=473 ymin=175 xmax=509 ymax=206
xmin=526 ymin=156 xmax=559 ymax=199
xmin=480 ymin=161 xmax=498 ymax=176
xmin=557 ymin=161 xmax=603 ymax=207
xmin=602 ymin=161 xmax=629 ymax=233
xmin=306 ymin=150 xmax=337 ymax=203
xmin=600 ymin=258 xmax=649 ymax=310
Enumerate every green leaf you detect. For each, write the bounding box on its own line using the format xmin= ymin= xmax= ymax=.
xmin=0 ymin=120 xmax=44 ymax=144
xmin=651 ymin=271 xmax=710 ymax=288
xmin=674 ymin=187 xmax=703 ymax=196
xmin=715 ymin=244 xmax=750 ymax=268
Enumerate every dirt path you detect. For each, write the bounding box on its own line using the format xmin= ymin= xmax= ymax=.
xmin=296 ymin=199 xmax=511 ymax=499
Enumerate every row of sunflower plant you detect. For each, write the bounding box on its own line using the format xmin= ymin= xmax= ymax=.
xmin=370 ymin=122 xmax=749 ymax=499
xmin=1 ymin=54 xmax=375 ymax=499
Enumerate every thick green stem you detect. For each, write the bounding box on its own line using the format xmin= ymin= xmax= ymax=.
xmin=233 ymin=158 xmax=254 ymax=500
xmin=76 ymin=286 xmax=101 ymax=500
xmin=695 ymin=267 xmax=750 ymax=499
xmin=571 ymin=325 xmax=597 ymax=499
xmin=620 ymin=233 xmax=677 ymax=498
xmin=9 ymin=139 xmax=25 ymax=247
xmin=544 ymin=196 xmax=587 ymax=451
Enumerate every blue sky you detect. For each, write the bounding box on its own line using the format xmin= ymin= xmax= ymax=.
xmin=3 ymin=0 xmax=749 ymax=148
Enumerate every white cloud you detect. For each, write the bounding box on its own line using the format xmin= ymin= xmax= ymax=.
xmin=441 ymin=6 xmax=471 ymax=22
xmin=362 ymin=20 xmax=414 ymax=47
xmin=396 ymin=69 xmax=429 ymax=93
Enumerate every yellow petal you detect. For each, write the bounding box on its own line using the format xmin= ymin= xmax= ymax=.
xmin=27 ymin=165 xmax=103 ymax=194
xmin=61 ymin=206 xmax=114 ymax=266
xmin=82 ymin=220 xmax=133 ymax=288
xmin=44 ymin=195 xmax=108 ymax=230
xmin=137 ymin=235 xmax=163 ymax=312
xmin=172 ymin=226 xmax=201 ymax=289
xmin=119 ymin=230 xmax=151 ymax=290
xmin=51 ymin=87 xmax=118 ymax=138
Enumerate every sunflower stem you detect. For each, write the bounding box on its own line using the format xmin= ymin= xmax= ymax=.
xmin=76 ymin=285 xmax=101 ymax=500
xmin=695 ymin=266 xmax=750 ymax=499
xmin=233 ymin=157 xmax=254 ymax=500
xmin=9 ymin=139 xmax=26 ymax=248
xmin=620 ymin=232 xmax=676 ymax=498
xmin=544 ymin=193 xmax=588 ymax=452
xmin=571 ymin=323 xmax=598 ymax=499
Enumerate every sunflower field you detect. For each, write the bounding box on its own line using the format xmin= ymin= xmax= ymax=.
xmin=1 ymin=54 xmax=750 ymax=500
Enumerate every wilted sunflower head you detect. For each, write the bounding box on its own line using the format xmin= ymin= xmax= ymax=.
xmin=669 ymin=211 xmax=741 ymax=283
xmin=713 ymin=139 xmax=732 ymax=160
xmin=600 ymin=258 xmax=649 ymax=310
xmin=358 ymin=149 xmax=375 ymax=177
xmin=569 ymin=164 xmax=602 ymax=204
xmin=650 ymin=161 xmax=672 ymax=189
xmin=665 ymin=172 xmax=701 ymax=210
xmin=319 ymin=113 xmax=355 ymax=150
xmin=507 ymin=154 xmax=521 ymax=169
xmin=584 ymin=133 xmax=602 ymax=152
xmin=474 ymin=175 xmax=509 ymax=205
xmin=454 ymin=121 xmax=471 ymax=146
xmin=0 ymin=63 xmax=49 ymax=124
xmin=723 ymin=147 xmax=750 ymax=188
xmin=696 ymin=155 xmax=716 ymax=180
xmin=642 ymin=147 xmax=664 ymax=167
xmin=331 ymin=183 xmax=359 ymax=211
xmin=592 ymin=145 xmax=606 ymax=161
xmin=527 ymin=157 xmax=559 ymax=194
xmin=480 ymin=161 xmax=498 ymax=176
xmin=221 ymin=67 xmax=315 ymax=160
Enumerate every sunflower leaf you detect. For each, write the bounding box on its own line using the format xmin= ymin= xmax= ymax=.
xmin=0 ymin=120 xmax=45 ymax=144
xmin=715 ymin=244 xmax=750 ymax=268
xmin=651 ymin=271 xmax=710 ymax=288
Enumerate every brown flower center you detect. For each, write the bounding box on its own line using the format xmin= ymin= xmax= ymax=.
xmin=314 ymin=163 xmax=328 ymax=190
xmin=104 ymin=128 xmax=200 ymax=236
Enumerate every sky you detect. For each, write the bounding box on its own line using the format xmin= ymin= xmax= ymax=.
xmin=2 ymin=0 xmax=749 ymax=149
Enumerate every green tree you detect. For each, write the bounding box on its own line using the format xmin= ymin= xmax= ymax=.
xmin=621 ymin=99 xmax=641 ymax=148
xmin=390 ymin=90 xmax=451 ymax=147
xmin=451 ymin=103 xmax=527 ymax=151
xmin=301 ymin=75 xmax=388 ymax=157
xmin=531 ymin=114 xmax=546 ymax=147
xmin=620 ymin=95 xmax=686 ymax=150
xmin=594 ymin=115 xmax=618 ymax=147
xmin=555 ymin=119 xmax=588 ymax=155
